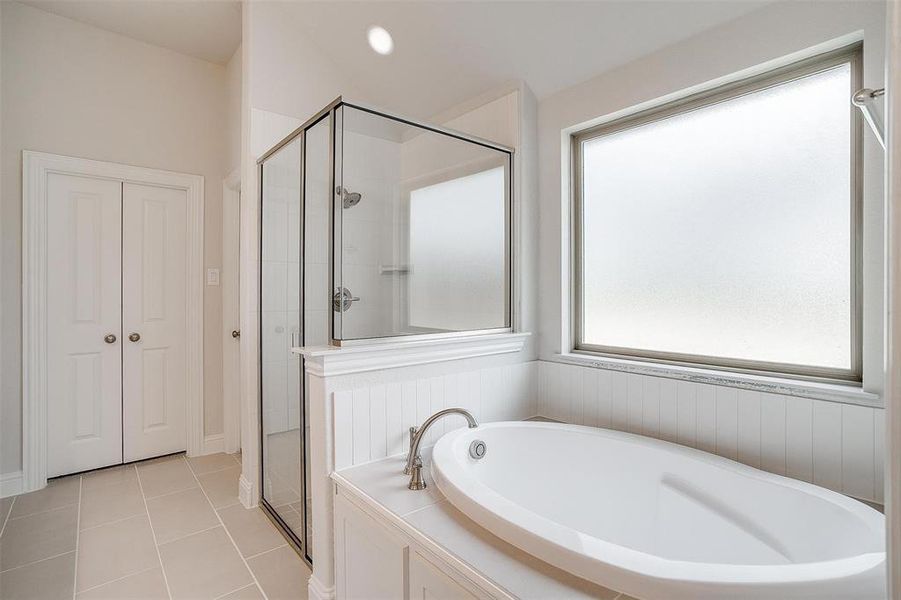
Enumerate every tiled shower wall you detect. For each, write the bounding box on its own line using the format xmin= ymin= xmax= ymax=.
xmin=332 ymin=362 xmax=538 ymax=471
xmin=538 ymin=361 xmax=885 ymax=505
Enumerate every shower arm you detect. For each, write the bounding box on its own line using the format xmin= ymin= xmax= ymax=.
xmin=853 ymin=87 xmax=886 ymax=150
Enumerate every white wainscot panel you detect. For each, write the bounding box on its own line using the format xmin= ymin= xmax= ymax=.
xmin=333 ymin=362 xmax=538 ymax=470
xmin=537 ymin=361 xmax=884 ymax=504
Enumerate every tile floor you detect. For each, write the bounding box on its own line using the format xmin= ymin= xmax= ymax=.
xmin=0 ymin=453 xmax=310 ymax=600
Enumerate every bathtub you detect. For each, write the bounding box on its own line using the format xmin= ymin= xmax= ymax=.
xmin=430 ymin=421 xmax=885 ymax=600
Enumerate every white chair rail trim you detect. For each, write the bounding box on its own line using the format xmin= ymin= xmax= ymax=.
xmin=293 ymin=332 xmax=530 ymax=377
xmin=551 ymin=352 xmax=881 ymax=408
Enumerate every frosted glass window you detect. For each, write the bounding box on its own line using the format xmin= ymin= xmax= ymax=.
xmin=408 ymin=166 xmax=506 ymax=330
xmin=575 ymin=58 xmax=859 ymax=379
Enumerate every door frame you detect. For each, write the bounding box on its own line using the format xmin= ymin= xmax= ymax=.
xmin=222 ymin=169 xmax=241 ymax=454
xmin=22 ymin=150 xmax=205 ymax=493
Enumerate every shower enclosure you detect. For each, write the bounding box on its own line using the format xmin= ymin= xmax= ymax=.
xmin=258 ymin=98 xmax=513 ymax=565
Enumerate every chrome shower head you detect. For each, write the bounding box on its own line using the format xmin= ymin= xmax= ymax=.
xmin=337 ymin=186 xmax=362 ymax=209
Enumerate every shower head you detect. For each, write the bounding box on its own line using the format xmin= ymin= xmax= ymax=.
xmin=337 ymin=186 xmax=362 ymax=209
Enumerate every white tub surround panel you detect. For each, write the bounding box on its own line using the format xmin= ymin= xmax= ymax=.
xmin=333 ymin=453 xmax=628 ymax=600
xmin=326 ymin=359 xmax=538 ymax=471
xmin=538 ymin=361 xmax=885 ymax=505
xmin=304 ymin=357 xmax=537 ymax=600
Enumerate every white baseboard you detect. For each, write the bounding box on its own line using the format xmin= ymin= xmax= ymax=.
xmin=202 ymin=433 xmax=225 ymax=455
xmin=0 ymin=471 xmax=24 ymax=499
xmin=308 ymin=574 xmax=335 ymax=600
xmin=238 ymin=473 xmax=255 ymax=509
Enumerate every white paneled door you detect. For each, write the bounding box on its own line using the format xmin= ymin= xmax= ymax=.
xmin=47 ymin=173 xmax=124 ymax=477
xmin=46 ymin=175 xmax=189 ymax=477
xmin=122 ymin=183 xmax=188 ymax=462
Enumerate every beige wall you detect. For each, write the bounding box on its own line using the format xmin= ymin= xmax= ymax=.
xmin=0 ymin=1 xmax=232 ymax=474
xmin=226 ymin=45 xmax=242 ymax=174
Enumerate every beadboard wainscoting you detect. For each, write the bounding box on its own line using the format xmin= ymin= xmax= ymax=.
xmin=538 ymin=361 xmax=885 ymax=505
xmin=332 ymin=362 xmax=538 ymax=471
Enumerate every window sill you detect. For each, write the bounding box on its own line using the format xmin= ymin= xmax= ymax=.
xmin=293 ymin=332 xmax=530 ymax=377
xmin=551 ymin=352 xmax=882 ymax=408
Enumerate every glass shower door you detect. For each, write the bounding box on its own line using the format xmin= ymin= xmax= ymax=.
xmin=260 ymin=136 xmax=306 ymax=554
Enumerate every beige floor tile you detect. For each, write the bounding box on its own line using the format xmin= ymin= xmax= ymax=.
xmin=81 ymin=465 xmax=137 ymax=491
xmin=76 ymin=514 xmax=158 ymax=592
xmin=9 ymin=476 xmax=79 ymax=519
xmin=0 ymin=505 xmax=78 ymax=570
xmin=247 ymin=546 xmax=310 ymax=600
xmin=197 ymin=466 xmax=241 ymax=509
xmin=0 ymin=551 xmax=75 ymax=600
xmin=217 ymin=505 xmax=285 ymax=558
xmin=79 ymin=479 xmax=145 ymax=530
xmin=137 ymin=457 xmax=198 ymax=499
xmin=187 ymin=453 xmax=240 ymax=475
xmin=159 ymin=526 xmax=252 ymax=600
xmin=218 ymin=583 xmax=265 ymax=600
xmin=76 ymin=567 xmax=167 ymax=599
xmin=147 ymin=488 xmax=218 ymax=544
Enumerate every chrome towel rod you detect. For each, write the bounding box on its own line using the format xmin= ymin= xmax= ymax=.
xmin=852 ymin=87 xmax=886 ymax=149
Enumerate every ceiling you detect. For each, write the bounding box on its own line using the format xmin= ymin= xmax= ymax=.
xmin=21 ymin=0 xmax=771 ymax=116
xmin=23 ymin=0 xmax=241 ymax=64
xmin=288 ymin=1 xmax=771 ymax=118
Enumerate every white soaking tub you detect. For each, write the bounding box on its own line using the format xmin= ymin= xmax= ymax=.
xmin=430 ymin=421 xmax=885 ymax=600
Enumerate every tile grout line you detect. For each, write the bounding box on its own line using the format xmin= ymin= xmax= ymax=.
xmin=183 ymin=456 xmax=270 ymax=600
xmin=242 ymin=543 xmax=288 ymax=562
xmin=141 ymin=484 xmax=203 ymax=503
xmin=72 ymin=476 xmax=83 ymax=599
xmin=186 ymin=461 xmax=243 ymax=478
xmin=74 ymin=565 xmax=160 ymax=596
xmin=0 ymin=495 xmax=15 ymax=537
xmin=213 ymin=583 xmax=259 ymax=600
xmin=6 ymin=500 xmax=80 ymax=522
xmin=135 ymin=464 xmax=175 ymax=600
xmin=156 ymin=524 xmax=224 ymax=547
xmin=0 ymin=550 xmax=76 ymax=574
xmin=78 ymin=511 xmax=151 ymax=534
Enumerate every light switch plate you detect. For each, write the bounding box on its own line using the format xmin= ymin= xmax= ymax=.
xmin=206 ymin=268 xmax=220 ymax=286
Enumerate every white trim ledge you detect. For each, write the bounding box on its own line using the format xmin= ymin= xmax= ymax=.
xmin=548 ymin=353 xmax=882 ymax=408
xmin=293 ymin=332 xmax=530 ymax=377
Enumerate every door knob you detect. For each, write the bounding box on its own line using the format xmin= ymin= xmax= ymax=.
xmin=104 ymin=334 xmax=117 ymax=344
xmin=231 ymin=330 xmax=240 ymax=339
xmin=128 ymin=332 xmax=141 ymax=342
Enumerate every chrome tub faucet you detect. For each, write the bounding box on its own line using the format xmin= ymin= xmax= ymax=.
xmin=404 ymin=408 xmax=478 ymax=491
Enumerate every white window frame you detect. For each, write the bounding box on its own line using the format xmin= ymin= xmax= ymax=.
xmin=571 ymin=44 xmax=863 ymax=385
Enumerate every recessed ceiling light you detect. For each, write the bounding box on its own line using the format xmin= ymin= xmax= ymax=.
xmin=367 ymin=25 xmax=394 ymax=55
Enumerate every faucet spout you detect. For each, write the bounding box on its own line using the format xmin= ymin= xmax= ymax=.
xmin=403 ymin=408 xmax=478 ymax=490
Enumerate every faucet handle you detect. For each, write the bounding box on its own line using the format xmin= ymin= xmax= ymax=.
xmin=404 ymin=426 xmax=419 ymax=475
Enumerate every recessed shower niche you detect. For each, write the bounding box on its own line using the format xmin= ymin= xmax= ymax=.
xmin=257 ymin=98 xmax=513 ymax=564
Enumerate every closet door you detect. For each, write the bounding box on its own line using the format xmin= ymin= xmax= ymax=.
xmin=46 ymin=173 xmax=123 ymax=477
xmin=122 ymin=183 xmax=188 ymax=462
